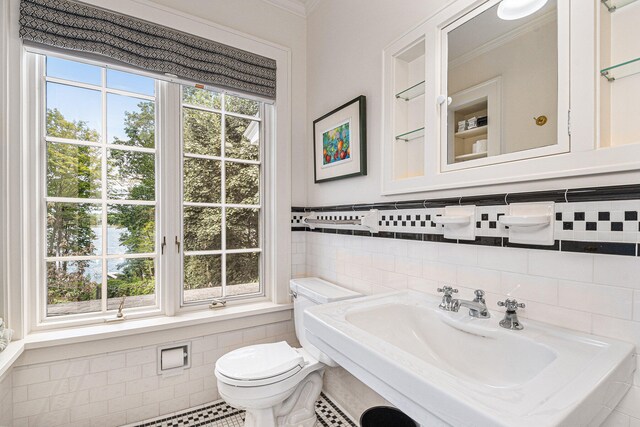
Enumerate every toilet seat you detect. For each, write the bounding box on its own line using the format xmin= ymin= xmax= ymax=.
xmin=215 ymin=341 xmax=306 ymax=387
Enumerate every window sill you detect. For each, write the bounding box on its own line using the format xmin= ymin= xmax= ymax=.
xmin=0 ymin=301 xmax=293 ymax=377
xmin=0 ymin=341 xmax=24 ymax=380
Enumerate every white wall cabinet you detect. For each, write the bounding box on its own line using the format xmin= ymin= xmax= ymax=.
xmin=382 ymin=0 xmax=640 ymax=196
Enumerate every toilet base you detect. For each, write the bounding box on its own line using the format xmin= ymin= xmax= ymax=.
xmin=276 ymin=370 xmax=323 ymax=427
xmin=236 ymin=370 xmax=324 ymax=427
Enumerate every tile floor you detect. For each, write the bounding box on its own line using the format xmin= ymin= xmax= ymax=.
xmin=124 ymin=392 xmax=358 ymax=427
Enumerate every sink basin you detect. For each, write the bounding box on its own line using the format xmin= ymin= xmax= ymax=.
xmin=304 ymin=290 xmax=636 ymax=427
xmin=346 ymin=303 xmax=556 ymax=388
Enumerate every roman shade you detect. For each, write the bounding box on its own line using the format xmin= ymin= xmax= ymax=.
xmin=19 ymin=0 xmax=277 ymax=99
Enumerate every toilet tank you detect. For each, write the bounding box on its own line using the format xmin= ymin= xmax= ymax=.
xmin=290 ymin=277 xmax=361 ymax=366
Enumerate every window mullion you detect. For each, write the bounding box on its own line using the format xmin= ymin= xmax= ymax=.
xmin=221 ymin=93 xmax=227 ymax=298
xmin=162 ymin=81 xmax=182 ymax=316
xmin=36 ymin=54 xmax=47 ymax=328
xmin=100 ymin=67 xmax=108 ymax=314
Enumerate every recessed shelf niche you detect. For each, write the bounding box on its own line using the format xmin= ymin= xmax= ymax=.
xmin=446 ymin=77 xmax=501 ymax=166
xmin=392 ymin=39 xmax=425 ymax=181
xmin=451 ymin=101 xmax=488 ymax=163
xmin=600 ymin=0 xmax=640 ymax=147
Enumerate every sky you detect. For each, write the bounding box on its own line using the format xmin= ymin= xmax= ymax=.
xmin=46 ymin=56 xmax=155 ymax=144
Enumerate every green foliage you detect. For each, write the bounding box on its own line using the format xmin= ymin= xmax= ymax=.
xmin=47 ymin=203 xmax=99 ymax=258
xmin=114 ymin=101 xmax=155 ymax=149
xmin=47 ymin=108 xmax=100 ymax=142
xmin=107 ymin=278 xmax=155 ymax=298
xmin=107 ymin=101 xmax=156 ymax=292
xmin=46 ymin=104 xmax=157 ymax=306
xmin=46 ymin=110 xmax=102 ymax=298
xmin=46 ymin=88 xmax=263 ymax=310
xmin=47 ymin=262 xmax=99 ymax=305
xmin=183 ymin=255 xmax=221 ymax=291
xmin=183 ymin=108 xmax=221 ymax=156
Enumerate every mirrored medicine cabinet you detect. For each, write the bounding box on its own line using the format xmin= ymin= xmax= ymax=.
xmin=444 ymin=0 xmax=562 ymax=168
xmin=382 ymin=0 xmax=640 ymax=195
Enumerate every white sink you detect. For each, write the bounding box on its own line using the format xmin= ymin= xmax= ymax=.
xmin=304 ymin=290 xmax=636 ymax=427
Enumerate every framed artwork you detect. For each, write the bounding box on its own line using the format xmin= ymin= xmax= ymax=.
xmin=313 ymin=95 xmax=367 ymax=183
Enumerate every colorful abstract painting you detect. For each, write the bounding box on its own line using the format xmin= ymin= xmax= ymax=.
xmin=322 ymin=121 xmax=351 ymax=166
xmin=313 ymin=95 xmax=366 ymax=183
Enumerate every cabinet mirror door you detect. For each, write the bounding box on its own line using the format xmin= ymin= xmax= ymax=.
xmin=440 ymin=0 xmax=570 ymax=171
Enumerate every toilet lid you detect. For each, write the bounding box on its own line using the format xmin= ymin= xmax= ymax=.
xmin=215 ymin=341 xmax=305 ymax=381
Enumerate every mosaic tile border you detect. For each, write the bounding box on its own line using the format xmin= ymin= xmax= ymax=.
xmin=291 ymin=185 xmax=640 ymax=257
xmin=123 ymin=392 xmax=357 ymax=427
xmin=123 ymin=399 xmax=243 ymax=427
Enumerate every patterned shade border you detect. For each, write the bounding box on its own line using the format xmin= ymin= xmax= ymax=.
xmin=19 ymin=0 xmax=277 ymax=99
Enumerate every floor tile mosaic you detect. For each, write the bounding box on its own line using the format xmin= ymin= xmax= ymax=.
xmin=123 ymin=392 xmax=357 ymax=427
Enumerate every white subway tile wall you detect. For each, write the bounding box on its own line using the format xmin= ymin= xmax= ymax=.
xmin=297 ymin=230 xmax=640 ymax=425
xmin=292 ymin=231 xmax=307 ymax=278
xmin=6 ymin=320 xmax=296 ymax=427
xmin=0 ymin=370 xmax=12 ymax=427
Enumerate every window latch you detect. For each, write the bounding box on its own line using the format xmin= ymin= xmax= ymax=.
xmin=175 ymin=236 xmax=181 ymax=253
xmin=209 ymin=298 xmax=227 ymax=309
xmin=161 ymin=236 xmax=167 ymax=255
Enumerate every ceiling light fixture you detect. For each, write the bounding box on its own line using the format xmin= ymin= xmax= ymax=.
xmin=497 ymin=0 xmax=549 ymax=20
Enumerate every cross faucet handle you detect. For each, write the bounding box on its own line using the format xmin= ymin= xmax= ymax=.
xmin=437 ymin=286 xmax=458 ymax=296
xmin=497 ymin=298 xmax=525 ymax=312
xmin=473 ymin=289 xmax=485 ymax=302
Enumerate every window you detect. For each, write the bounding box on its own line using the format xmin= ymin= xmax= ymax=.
xmin=36 ymin=53 xmax=265 ymax=323
xmin=181 ymin=87 xmax=263 ymax=304
xmin=44 ymin=56 xmax=158 ymax=318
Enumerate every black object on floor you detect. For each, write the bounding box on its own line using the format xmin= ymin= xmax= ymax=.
xmin=360 ymin=406 xmax=417 ymax=427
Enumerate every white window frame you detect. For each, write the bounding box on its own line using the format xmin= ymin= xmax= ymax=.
xmin=179 ymin=88 xmax=266 ymax=308
xmin=40 ymin=54 xmax=165 ymax=324
xmin=25 ymin=50 xmax=276 ymax=330
xmin=27 ymin=52 xmax=163 ymax=327
xmin=4 ymin=0 xmax=293 ymax=337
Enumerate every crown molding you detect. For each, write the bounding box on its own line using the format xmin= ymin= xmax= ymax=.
xmin=261 ymin=0 xmax=321 ymax=18
xmin=262 ymin=0 xmax=307 ymax=17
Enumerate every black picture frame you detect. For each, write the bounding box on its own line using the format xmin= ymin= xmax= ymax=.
xmin=313 ymin=95 xmax=367 ymax=183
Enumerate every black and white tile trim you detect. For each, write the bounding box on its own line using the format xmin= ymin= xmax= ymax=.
xmin=122 ymin=399 xmax=243 ymax=427
xmin=317 ymin=214 xmax=359 ymax=220
xmin=291 ymin=214 xmax=305 ymax=226
xmin=123 ymin=393 xmax=357 ymax=427
xmin=555 ymin=200 xmax=640 ymax=241
xmin=292 ymin=184 xmax=640 ymax=257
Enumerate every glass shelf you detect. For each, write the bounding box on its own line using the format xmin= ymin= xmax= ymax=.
xmin=601 ymin=56 xmax=640 ymax=81
xmin=395 ymin=81 xmax=425 ymax=101
xmin=395 ymin=127 xmax=425 ymax=141
xmin=602 ymin=0 xmax=638 ymax=12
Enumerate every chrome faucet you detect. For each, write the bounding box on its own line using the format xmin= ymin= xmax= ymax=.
xmin=497 ymin=298 xmax=526 ymax=330
xmin=437 ymin=286 xmax=458 ymax=311
xmin=452 ymin=289 xmax=490 ymax=319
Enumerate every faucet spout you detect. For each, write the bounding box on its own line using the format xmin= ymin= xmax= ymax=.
xmin=452 ymin=300 xmax=490 ymax=318
xmin=451 ymin=289 xmax=490 ymax=318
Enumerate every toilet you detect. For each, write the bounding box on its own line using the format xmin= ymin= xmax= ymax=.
xmin=214 ymin=277 xmax=361 ymax=427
